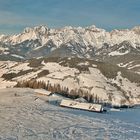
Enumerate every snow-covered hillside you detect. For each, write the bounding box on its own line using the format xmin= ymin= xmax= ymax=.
xmin=0 ymin=88 xmax=140 ymax=140
xmin=0 ymin=57 xmax=140 ymax=106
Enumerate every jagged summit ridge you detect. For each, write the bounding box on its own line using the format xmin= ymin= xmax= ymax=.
xmin=1 ymin=24 xmax=140 ymax=47
xmin=23 ymin=25 xmax=48 ymax=34
xmin=0 ymin=24 xmax=140 ymax=60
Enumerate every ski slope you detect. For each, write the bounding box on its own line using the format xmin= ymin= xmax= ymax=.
xmin=0 ymin=88 xmax=139 ymax=140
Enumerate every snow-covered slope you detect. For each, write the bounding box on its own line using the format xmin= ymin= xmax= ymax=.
xmin=0 ymin=57 xmax=140 ymax=106
xmin=0 ymin=25 xmax=140 ymax=60
xmin=0 ymin=88 xmax=140 ymax=140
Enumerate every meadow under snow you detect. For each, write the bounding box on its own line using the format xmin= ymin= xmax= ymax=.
xmin=1 ymin=59 xmax=140 ymax=106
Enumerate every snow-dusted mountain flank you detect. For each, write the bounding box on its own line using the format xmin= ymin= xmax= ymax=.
xmin=0 ymin=25 xmax=140 ymax=61
xmin=0 ymin=57 xmax=140 ymax=106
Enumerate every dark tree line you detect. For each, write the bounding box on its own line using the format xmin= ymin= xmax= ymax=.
xmin=15 ymin=79 xmax=102 ymax=103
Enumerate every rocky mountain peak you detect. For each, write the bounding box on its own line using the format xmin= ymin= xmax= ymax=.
xmin=86 ymin=25 xmax=105 ymax=32
xmin=23 ymin=25 xmax=48 ymax=35
xmin=132 ymin=26 xmax=140 ymax=34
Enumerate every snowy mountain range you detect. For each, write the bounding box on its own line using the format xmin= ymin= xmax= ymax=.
xmin=0 ymin=25 xmax=140 ymax=61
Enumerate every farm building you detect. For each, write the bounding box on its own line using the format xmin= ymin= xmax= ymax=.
xmin=34 ymin=89 xmax=52 ymax=96
xmin=75 ymin=97 xmax=88 ymax=103
xmin=45 ymin=93 xmax=67 ymax=105
xmin=60 ymin=99 xmax=104 ymax=113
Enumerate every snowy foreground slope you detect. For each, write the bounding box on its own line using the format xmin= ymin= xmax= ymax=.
xmin=0 ymin=88 xmax=140 ymax=140
xmin=0 ymin=57 xmax=140 ymax=106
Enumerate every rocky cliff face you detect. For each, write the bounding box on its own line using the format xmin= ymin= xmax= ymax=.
xmin=0 ymin=25 xmax=140 ymax=60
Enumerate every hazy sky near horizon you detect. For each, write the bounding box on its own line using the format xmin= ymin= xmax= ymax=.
xmin=0 ymin=0 xmax=140 ymax=34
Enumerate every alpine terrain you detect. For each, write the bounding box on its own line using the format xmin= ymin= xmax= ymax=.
xmin=0 ymin=25 xmax=140 ymax=107
xmin=1 ymin=25 xmax=140 ymax=139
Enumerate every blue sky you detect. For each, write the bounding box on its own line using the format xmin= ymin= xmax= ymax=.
xmin=0 ymin=0 xmax=140 ymax=34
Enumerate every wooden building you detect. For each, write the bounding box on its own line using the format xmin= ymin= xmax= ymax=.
xmin=60 ymin=99 xmax=104 ymax=113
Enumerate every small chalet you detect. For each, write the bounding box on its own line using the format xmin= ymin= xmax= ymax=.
xmin=60 ymin=99 xmax=104 ymax=113
xmin=35 ymin=89 xmax=52 ymax=96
